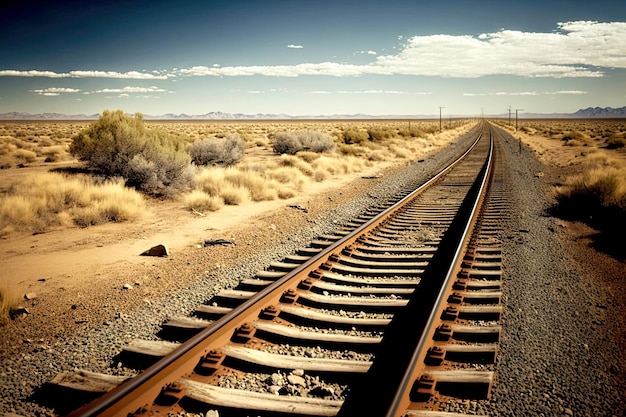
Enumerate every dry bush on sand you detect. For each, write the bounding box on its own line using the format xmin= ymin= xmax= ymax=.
xmin=0 ymin=172 xmax=145 ymax=235
xmin=184 ymin=190 xmax=225 ymax=213
xmin=189 ymin=134 xmax=245 ymax=166
xmin=0 ymin=284 xmax=23 ymax=325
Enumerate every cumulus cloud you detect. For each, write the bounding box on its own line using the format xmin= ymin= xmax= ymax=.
xmin=3 ymin=21 xmax=625 ymax=80
xmin=85 ymin=86 xmax=172 ymax=94
xmin=174 ymin=21 xmax=625 ymax=78
xmin=29 ymin=87 xmax=81 ymax=96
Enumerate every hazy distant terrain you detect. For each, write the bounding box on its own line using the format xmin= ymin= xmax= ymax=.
xmin=1 ymin=106 xmax=625 ymax=121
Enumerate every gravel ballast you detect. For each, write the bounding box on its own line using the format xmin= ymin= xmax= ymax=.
xmin=1 ymin=123 xmax=624 ymax=416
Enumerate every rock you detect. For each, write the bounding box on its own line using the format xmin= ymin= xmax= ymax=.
xmin=204 ymin=239 xmax=235 ymax=247
xmin=268 ymin=385 xmax=283 ymax=395
xmin=122 ymin=284 xmax=133 ymax=290
xmin=287 ymin=374 xmax=306 ymax=387
xmin=205 ymin=410 xmax=219 ymax=417
xmin=24 ymin=292 xmax=37 ymax=300
xmin=291 ymin=369 xmax=305 ymax=377
xmin=270 ymin=373 xmax=284 ymax=386
xmin=140 ymin=244 xmax=169 ymax=257
xmin=564 ymin=408 xmax=573 ymax=416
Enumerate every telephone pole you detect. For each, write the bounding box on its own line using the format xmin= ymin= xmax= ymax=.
xmin=515 ymin=109 xmax=523 ymax=131
xmin=439 ymin=106 xmax=445 ymax=131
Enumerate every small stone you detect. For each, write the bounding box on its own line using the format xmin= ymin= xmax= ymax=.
xmin=270 ymin=373 xmax=284 ymax=386
xmin=122 ymin=284 xmax=133 ymax=290
xmin=24 ymin=292 xmax=37 ymax=300
xmin=140 ymin=244 xmax=169 ymax=257
xmin=268 ymin=385 xmax=282 ymax=395
xmin=291 ymin=369 xmax=305 ymax=377
xmin=564 ymin=408 xmax=573 ymax=416
xmin=70 ymin=304 xmax=77 ymax=310
xmin=205 ymin=410 xmax=219 ymax=417
xmin=38 ymin=278 xmax=46 ymax=282
xmin=287 ymin=374 xmax=306 ymax=387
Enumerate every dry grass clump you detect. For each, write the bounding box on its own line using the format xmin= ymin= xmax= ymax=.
xmin=553 ymin=155 xmax=626 ymax=255
xmin=0 ymin=284 xmax=23 ymax=325
xmin=184 ymin=190 xmax=225 ymax=213
xmin=0 ymin=172 xmax=145 ymax=235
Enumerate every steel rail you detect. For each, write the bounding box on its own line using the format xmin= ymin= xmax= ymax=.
xmin=384 ymin=123 xmax=495 ymax=417
xmin=67 ymin=122 xmax=487 ymax=417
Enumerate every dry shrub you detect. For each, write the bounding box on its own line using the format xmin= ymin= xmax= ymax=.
xmin=15 ymin=148 xmax=38 ymax=163
xmin=194 ymin=168 xmax=227 ymax=196
xmin=41 ymin=145 xmax=68 ymax=162
xmin=312 ymin=155 xmax=366 ymax=176
xmin=220 ymin=182 xmax=251 ymax=205
xmin=561 ymin=130 xmax=590 ymax=146
xmin=277 ymin=154 xmax=314 ymax=176
xmin=0 ymin=284 xmax=23 ymax=325
xmin=340 ymin=129 xmax=369 ymax=144
xmin=189 ymin=134 xmax=245 ymax=166
xmin=184 ymin=190 xmax=224 ymax=212
xmin=265 ymin=166 xmax=308 ymax=192
xmin=272 ymin=130 xmax=336 ymax=155
xmin=0 ymin=143 xmax=17 ymax=156
xmin=223 ymin=169 xmax=277 ymax=201
xmin=553 ymin=156 xmax=626 ymax=253
xmin=0 ymin=172 xmax=144 ymax=234
xmin=295 ymin=151 xmax=321 ymax=163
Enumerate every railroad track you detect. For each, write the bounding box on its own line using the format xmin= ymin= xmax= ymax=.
xmin=44 ymin=121 xmax=508 ymax=417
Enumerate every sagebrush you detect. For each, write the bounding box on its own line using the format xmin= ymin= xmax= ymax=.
xmin=70 ymin=110 xmax=191 ymax=196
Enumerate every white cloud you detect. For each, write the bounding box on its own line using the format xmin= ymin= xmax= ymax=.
xmin=87 ymin=86 xmax=172 ymax=94
xmin=464 ymin=90 xmax=588 ymax=96
xmin=3 ymin=21 xmax=625 ymax=81
xmin=175 ymin=21 xmax=625 ymax=78
xmin=30 ymin=87 xmax=81 ymax=95
xmin=0 ymin=69 xmax=168 ymax=79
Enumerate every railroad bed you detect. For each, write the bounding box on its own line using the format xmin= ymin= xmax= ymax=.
xmin=42 ymin=121 xmax=510 ymax=417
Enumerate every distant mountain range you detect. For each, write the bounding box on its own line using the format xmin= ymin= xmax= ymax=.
xmin=1 ymin=106 xmax=625 ymax=120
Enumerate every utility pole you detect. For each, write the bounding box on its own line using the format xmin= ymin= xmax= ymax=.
xmin=508 ymin=106 xmax=511 ymax=127
xmin=515 ymin=109 xmax=523 ymax=131
xmin=516 ymin=109 xmax=524 ymax=153
xmin=439 ymin=106 xmax=445 ymax=131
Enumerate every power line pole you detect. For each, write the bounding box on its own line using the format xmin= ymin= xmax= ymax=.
xmin=516 ymin=109 xmax=524 ymax=153
xmin=515 ymin=109 xmax=523 ymax=132
xmin=439 ymin=106 xmax=445 ymax=131
xmin=508 ymin=106 xmax=511 ymax=127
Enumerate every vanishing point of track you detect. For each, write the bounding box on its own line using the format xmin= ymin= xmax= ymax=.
xmin=49 ymin=121 xmax=508 ymax=417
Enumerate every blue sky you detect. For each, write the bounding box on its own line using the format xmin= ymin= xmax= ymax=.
xmin=1 ymin=0 xmax=625 ymax=116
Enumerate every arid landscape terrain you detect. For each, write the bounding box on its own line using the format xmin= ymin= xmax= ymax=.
xmin=0 ymin=118 xmax=470 ymax=344
xmin=0 ymin=117 xmax=624 ymax=416
xmin=1 ymin=117 xmax=624 ymax=348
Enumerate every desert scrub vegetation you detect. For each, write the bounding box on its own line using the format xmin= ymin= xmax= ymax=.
xmin=272 ymin=130 xmax=336 ymax=155
xmin=0 ymin=172 xmax=144 ymax=235
xmin=553 ymin=155 xmax=626 ymax=252
xmin=0 ymin=283 xmax=23 ymax=325
xmin=189 ymin=134 xmax=245 ymax=166
xmin=70 ymin=110 xmax=192 ymax=196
